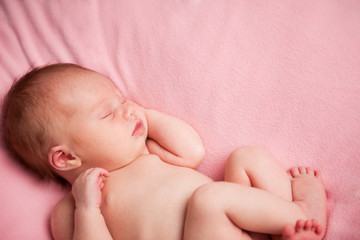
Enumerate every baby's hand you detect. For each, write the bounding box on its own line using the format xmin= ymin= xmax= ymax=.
xmin=72 ymin=168 xmax=110 ymax=210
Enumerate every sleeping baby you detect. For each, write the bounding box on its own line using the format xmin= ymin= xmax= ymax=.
xmin=2 ymin=63 xmax=327 ymax=240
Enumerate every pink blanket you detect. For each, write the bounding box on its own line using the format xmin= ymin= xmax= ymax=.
xmin=1 ymin=1 xmax=359 ymax=239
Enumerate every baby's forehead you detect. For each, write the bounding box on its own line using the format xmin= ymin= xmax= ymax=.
xmin=51 ymin=69 xmax=118 ymax=105
xmin=61 ymin=68 xmax=115 ymax=88
xmin=46 ymin=68 xmax=112 ymax=94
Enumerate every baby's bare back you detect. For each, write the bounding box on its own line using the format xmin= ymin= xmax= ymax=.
xmin=100 ymin=154 xmax=212 ymax=240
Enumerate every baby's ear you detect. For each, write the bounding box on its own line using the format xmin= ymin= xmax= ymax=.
xmin=48 ymin=145 xmax=81 ymax=171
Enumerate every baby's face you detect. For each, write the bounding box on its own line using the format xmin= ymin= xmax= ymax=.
xmin=55 ymin=69 xmax=148 ymax=171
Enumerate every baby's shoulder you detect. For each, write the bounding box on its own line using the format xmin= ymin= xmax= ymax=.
xmin=51 ymin=193 xmax=75 ymax=240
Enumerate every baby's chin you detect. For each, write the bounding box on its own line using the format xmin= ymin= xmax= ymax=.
xmin=142 ymin=144 xmax=150 ymax=155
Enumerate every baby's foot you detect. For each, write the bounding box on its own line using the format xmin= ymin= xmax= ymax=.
xmin=289 ymin=167 xmax=327 ymax=238
xmin=282 ymin=219 xmax=324 ymax=240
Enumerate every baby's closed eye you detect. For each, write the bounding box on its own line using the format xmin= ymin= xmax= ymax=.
xmin=101 ymin=112 xmax=113 ymax=119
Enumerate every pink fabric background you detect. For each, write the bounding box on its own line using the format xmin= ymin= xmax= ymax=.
xmin=1 ymin=0 xmax=359 ymax=239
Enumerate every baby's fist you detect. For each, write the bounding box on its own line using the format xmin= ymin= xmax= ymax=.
xmin=72 ymin=168 xmax=110 ymax=209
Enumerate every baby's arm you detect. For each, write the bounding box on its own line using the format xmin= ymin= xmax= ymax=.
xmin=72 ymin=168 xmax=112 ymax=240
xmin=145 ymin=109 xmax=205 ymax=168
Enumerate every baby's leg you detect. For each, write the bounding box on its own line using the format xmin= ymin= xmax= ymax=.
xmin=183 ymin=166 xmax=327 ymax=240
xmin=224 ymin=146 xmax=292 ymax=240
xmin=183 ymin=182 xmax=307 ymax=240
xmin=224 ymin=146 xmax=292 ymax=201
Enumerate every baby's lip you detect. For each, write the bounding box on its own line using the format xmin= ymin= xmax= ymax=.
xmin=132 ymin=119 xmax=145 ymax=136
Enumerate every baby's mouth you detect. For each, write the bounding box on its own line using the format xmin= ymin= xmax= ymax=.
xmin=132 ymin=119 xmax=145 ymax=136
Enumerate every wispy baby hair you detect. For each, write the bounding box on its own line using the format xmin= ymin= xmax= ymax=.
xmin=2 ymin=63 xmax=85 ymax=184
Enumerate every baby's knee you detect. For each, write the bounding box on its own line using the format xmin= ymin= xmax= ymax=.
xmin=229 ymin=146 xmax=266 ymax=159
xmin=227 ymin=146 xmax=271 ymax=167
xmin=188 ymin=183 xmax=226 ymax=215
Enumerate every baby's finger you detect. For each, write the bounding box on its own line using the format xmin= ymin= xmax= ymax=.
xmin=85 ymin=167 xmax=109 ymax=177
xmin=93 ymin=168 xmax=111 ymax=178
xmin=96 ymin=174 xmax=106 ymax=188
xmin=87 ymin=168 xmax=111 ymax=183
xmin=99 ymin=168 xmax=111 ymax=178
xmin=80 ymin=167 xmax=95 ymax=178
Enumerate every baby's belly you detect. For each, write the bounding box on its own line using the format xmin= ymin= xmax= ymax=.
xmin=101 ymin=155 xmax=212 ymax=240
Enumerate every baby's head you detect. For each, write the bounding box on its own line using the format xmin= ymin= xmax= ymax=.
xmin=2 ymin=64 xmax=148 ymax=184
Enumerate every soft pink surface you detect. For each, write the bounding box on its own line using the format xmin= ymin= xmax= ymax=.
xmin=1 ymin=1 xmax=359 ymax=239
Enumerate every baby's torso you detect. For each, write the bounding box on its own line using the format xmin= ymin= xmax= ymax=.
xmin=100 ymin=154 xmax=212 ymax=240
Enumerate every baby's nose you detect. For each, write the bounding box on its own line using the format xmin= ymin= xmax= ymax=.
xmin=122 ymin=105 xmax=135 ymax=120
